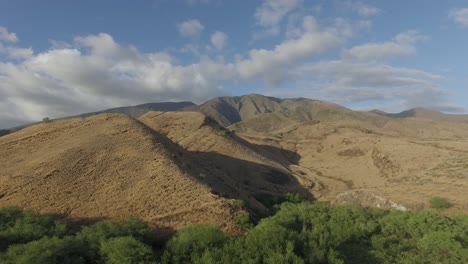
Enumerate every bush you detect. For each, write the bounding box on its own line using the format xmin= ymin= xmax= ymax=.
xmin=233 ymin=199 xmax=247 ymax=209
xmin=430 ymin=197 xmax=451 ymax=209
xmin=1 ymin=203 xmax=467 ymax=263
xmin=100 ymin=236 xmax=156 ymax=264
xmin=0 ymin=207 xmax=66 ymax=251
xmin=234 ymin=212 xmax=253 ymax=230
xmin=42 ymin=117 xmax=51 ymax=123
xmin=281 ymin=192 xmax=303 ymax=204
xmin=2 ymin=236 xmax=91 ymax=264
xmin=162 ymin=225 xmax=226 ymax=264
xmin=77 ymin=217 xmax=154 ymax=245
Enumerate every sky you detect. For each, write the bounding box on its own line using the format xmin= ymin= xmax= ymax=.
xmin=1 ymin=0 xmax=468 ymax=128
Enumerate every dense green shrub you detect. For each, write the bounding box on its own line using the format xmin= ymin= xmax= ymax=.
xmin=2 ymin=236 xmax=90 ymax=264
xmin=0 ymin=203 xmax=467 ymax=263
xmin=281 ymin=192 xmax=303 ymax=204
xmin=162 ymin=225 xmax=226 ymax=264
xmin=100 ymin=236 xmax=156 ymax=264
xmin=430 ymin=197 xmax=451 ymax=209
xmin=234 ymin=212 xmax=253 ymax=230
xmin=174 ymin=202 xmax=467 ymax=264
xmin=0 ymin=207 xmax=66 ymax=251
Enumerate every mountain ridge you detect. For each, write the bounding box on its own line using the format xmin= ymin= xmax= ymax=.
xmin=2 ymin=94 xmax=468 ymax=134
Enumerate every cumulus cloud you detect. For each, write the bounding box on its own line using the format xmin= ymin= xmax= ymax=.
xmin=342 ymin=31 xmax=425 ymax=61
xmin=340 ymin=1 xmax=381 ymax=17
xmin=0 ymin=43 xmax=33 ymax=59
xmin=294 ymin=60 xmax=463 ymax=112
xmin=0 ymin=33 xmax=226 ymax=126
xmin=0 ymin=17 xmax=463 ymax=128
xmin=210 ymin=31 xmax=228 ymax=50
xmin=238 ymin=16 xmax=343 ymax=85
xmin=449 ymin=8 xmax=468 ymax=27
xmin=177 ymin=19 xmax=204 ymax=37
xmin=254 ymin=0 xmax=302 ymax=37
xmin=0 ymin=26 xmax=18 ymax=43
xmin=355 ymin=2 xmax=381 ymax=17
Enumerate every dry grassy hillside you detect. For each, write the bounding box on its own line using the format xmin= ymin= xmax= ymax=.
xmin=0 ymin=113 xmax=249 ymax=233
xmin=1 ymin=94 xmax=467 ymax=232
xmin=139 ymin=111 xmax=313 ymax=212
xmin=235 ymin=117 xmax=468 ymax=213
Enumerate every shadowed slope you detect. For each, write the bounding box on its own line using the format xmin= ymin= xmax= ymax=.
xmin=0 ymin=113 xmax=244 ymax=232
xmin=139 ymin=111 xmax=315 ymax=214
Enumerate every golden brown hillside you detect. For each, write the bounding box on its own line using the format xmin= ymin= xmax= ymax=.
xmin=235 ymin=117 xmax=468 ymax=213
xmin=139 ymin=111 xmax=313 ymax=212
xmin=0 ymin=113 xmax=247 ymax=232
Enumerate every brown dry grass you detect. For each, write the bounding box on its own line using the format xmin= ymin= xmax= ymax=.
xmin=235 ymin=118 xmax=468 ymax=213
xmin=0 ymin=114 xmax=244 ymax=232
xmin=1 ymin=105 xmax=468 ymax=234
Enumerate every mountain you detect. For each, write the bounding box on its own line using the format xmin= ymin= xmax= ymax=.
xmin=370 ymin=107 xmax=468 ymax=123
xmin=183 ymin=94 xmax=285 ymax=127
xmin=185 ymin=94 xmax=376 ymax=133
xmin=73 ymin=101 xmax=196 ymax=118
xmin=0 ymin=101 xmax=195 ymax=137
xmin=0 ymin=111 xmax=313 ymax=231
xmin=0 ymin=113 xmax=248 ymax=232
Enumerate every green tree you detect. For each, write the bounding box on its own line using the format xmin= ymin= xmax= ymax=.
xmin=162 ymin=225 xmax=226 ymax=264
xmin=2 ymin=236 xmax=90 ymax=264
xmin=100 ymin=236 xmax=156 ymax=264
xmin=0 ymin=207 xmax=66 ymax=251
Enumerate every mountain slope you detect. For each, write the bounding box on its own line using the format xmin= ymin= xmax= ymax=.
xmin=74 ymin=101 xmax=195 ymax=118
xmin=183 ymin=94 xmax=285 ymax=127
xmin=0 ymin=113 xmax=245 ymax=232
xmin=370 ymin=107 xmax=468 ymax=123
xmin=139 ymin=111 xmax=314 ymax=212
xmin=186 ymin=94 xmax=384 ymax=134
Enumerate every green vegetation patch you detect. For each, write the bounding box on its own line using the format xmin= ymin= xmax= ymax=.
xmin=1 ymin=203 xmax=467 ymax=263
xmin=430 ymin=196 xmax=452 ymax=209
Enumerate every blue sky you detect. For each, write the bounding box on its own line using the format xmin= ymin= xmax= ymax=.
xmin=1 ymin=0 xmax=468 ymax=128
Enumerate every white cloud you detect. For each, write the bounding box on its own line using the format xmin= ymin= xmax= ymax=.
xmin=210 ymin=31 xmax=228 ymax=50
xmin=0 ymin=33 xmax=226 ymax=126
xmin=355 ymin=2 xmax=381 ymax=17
xmin=0 ymin=22 xmax=462 ymax=128
xmin=0 ymin=26 xmax=18 ymax=43
xmin=177 ymin=19 xmax=204 ymax=37
xmin=340 ymin=1 xmax=381 ymax=17
xmin=0 ymin=26 xmax=33 ymax=59
xmin=294 ymin=60 xmax=463 ymax=112
xmin=254 ymin=0 xmax=302 ymax=37
xmin=449 ymin=8 xmax=468 ymax=27
xmin=0 ymin=43 xmax=33 ymax=59
xmin=238 ymin=16 xmax=343 ymax=85
xmin=342 ymin=31 xmax=425 ymax=61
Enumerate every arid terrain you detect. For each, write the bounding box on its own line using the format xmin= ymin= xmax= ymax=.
xmin=1 ymin=94 xmax=467 ymax=232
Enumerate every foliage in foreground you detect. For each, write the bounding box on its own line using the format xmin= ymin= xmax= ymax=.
xmin=430 ymin=196 xmax=452 ymax=209
xmin=1 ymin=202 xmax=467 ymax=264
